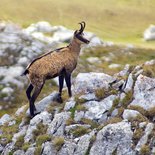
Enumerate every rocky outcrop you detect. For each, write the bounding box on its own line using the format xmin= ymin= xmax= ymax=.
xmin=1 ymin=22 xmax=155 ymax=155
xmin=1 ymin=61 xmax=155 ymax=155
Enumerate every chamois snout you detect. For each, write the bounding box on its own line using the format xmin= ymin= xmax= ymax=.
xmin=74 ymin=21 xmax=90 ymax=44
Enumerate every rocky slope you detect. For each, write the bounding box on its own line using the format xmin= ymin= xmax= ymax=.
xmin=0 ymin=21 xmax=155 ymax=155
xmin=1 ymin=59 xmax=155 ymax=155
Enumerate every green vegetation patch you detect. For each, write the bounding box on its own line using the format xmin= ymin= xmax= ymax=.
xmin=53 ymin=136 xmax=64 ymax=151
xmin=70 ymin=126 xmax=90 ymax=138
xmin=140 ymin=144 xmax=150 ymax=155
xmin=32 ymin=122 xmax=48 ymax=142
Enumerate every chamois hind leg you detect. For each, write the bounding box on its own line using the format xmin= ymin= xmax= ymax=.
xmin=57 ymin=74 xmax=64 ymax=103
xmin=65 ymin=73 xmax=72 ymax=97
xmin=29 ymin=83 xmax=43 ymax=117
xmin=26 ymin=83 xmax=34 ymax=101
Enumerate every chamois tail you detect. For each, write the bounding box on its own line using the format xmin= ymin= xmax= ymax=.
xmin=21 ymin=69 xmax=29 ymax=76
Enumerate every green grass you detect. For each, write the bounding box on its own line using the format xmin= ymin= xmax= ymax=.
xmin=0 ymin=0 xmax=155 ymax=48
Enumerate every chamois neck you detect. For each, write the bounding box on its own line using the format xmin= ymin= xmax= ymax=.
xmin=68 ymin=38 xmax=81 ymax=53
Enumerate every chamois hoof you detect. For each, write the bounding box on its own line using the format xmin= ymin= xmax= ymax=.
xmin=30 ymin=111 xmax=41 ymax=118
xmin=56 ymin=93 xmax=63 ymax=103
xmin=57 ymin=97 xmax=63 ymax=103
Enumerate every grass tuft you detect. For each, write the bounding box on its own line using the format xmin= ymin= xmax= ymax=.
xmin=53 ymin=137 xmax=64 ymax=151
xmin=70 ymin=126 xmax=90 ymax=138
xmin=36 ymin=134 xmax=52 ymax=146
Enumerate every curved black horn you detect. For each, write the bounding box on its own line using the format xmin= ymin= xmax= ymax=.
xmin=81 ymin=21 xmax=86 ymax=30
xmin=78 ymin=22 xmax=84 ymax=33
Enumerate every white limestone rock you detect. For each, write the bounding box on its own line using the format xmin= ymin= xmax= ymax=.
xmin=90 ymin=121 xmax=135 ymax=155
xmin=13 ymin=150 xmax=25 ymax=155
xmin=1 ymin=87 xmax=13 ymax=96
xmin=42 ymin=142 xmax=57 ymax=155
xmin=84 ymin=95 xmax=116 ymax=121
xmin=24 ymin=111 xmax=52 ymax=142
xmin=130 ymin=74 xmax=155 ymax=110
xmin=58 ymin=140 xmax=77 ymax=155
xmin=0 ymin=114 xmax=13 ymax=126
xmin=124 ymin=73 xmax=134 ymax=92
xmin=25 ymin=147 xmax=35 ymax=155
xmin=74 ymin=131 xmax=95 ymax=155
xmin=48 ymin=112 xmax=70 ymax=136
xmin=122 ymin=109 xmax=140 ymax=120
xmin=74 ymin=111 xmax=85 ymax=122
xmin=15 ymin=105 xmax=27 ymax=116
xmin=135 ymin=123 xmax=154 ymax=152
xmin=35 ymin=21 xmax=53 ymax=33
xmin=64 ymin=98 xmax=76 ymax=111
xmin=73 ymin=72 xmax=115 ymax=94
xmin=79 ymin=93 xmax=97 ymax=102
xmin=144 ymin=24 xmax=155 ymax=41
xmin=52 ymin=28 xmax=73 ymax=42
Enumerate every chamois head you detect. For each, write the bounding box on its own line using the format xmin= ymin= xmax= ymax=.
xmin=74 ymin=21 xmax=90 ymax=44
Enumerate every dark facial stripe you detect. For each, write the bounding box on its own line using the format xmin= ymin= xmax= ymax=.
xmin=76 ymin=34 xmax=89 ymax=44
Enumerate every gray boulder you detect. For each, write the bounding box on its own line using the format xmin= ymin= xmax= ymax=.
xmin=130 ymin=74 xmax=155 ymax=110
xmin=42 ymin=141 xmax=57 ymax=155
xmin=84 ymin=95 xmax=116 ymax=122
xmin=73 ymin=72 xmax=114 ymax=94
xmin=48 ymin=112 xmax=70 ymax=136
xmin=58 ymin=140 xmax=77 ymax=155
xmin=64 ymin=97 xmax=76 ymax=111
xmin=90 ymin=121 xmax=135 ymax=155
xmin=135 ymin=123 xmax=154 ymax=152
xmin=74 ymin=131 xmax=95 ymax=155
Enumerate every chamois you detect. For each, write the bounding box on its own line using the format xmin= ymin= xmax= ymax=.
xmin=22 ymin=21 xmax=90 ymax=117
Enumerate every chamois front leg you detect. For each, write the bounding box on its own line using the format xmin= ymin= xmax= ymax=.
xmin=57 ymin=74 xmax=64 ymax=103
xmin=29 ymin=84 xmax=43 ymax=117
xmin=65 ymin=73 xmax=72 ymax=97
